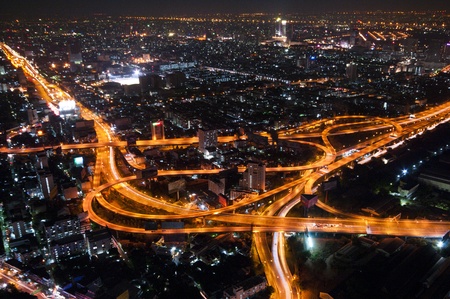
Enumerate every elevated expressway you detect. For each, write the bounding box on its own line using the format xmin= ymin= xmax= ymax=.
xmin=80 ymin=109 xmax=450 ymax=299
xmin=67 ymin=100 xmax=450 ymax=234
xmin=3 ymin=43 xmax=450 ymax=299
xmin=86 ymin=108 xmax=449 ymax=298
xmin=439 ymin=64 xmax=450 ymax=74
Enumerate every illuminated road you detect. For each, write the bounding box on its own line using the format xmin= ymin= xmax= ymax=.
xmin=0 ymin=271 xmax=48 ymax=299
xmin=252 ymin=180 xmax=308 ymax=299
xmin=82 ymin=100 xmax=450 ymax=299
xmin=79 ymin=105 xmax=450 ymax=224
xmin=439 ymin=64 xmax=450 ymax=74
xmin=3 ymin=43 xmax=450 ymax=299
xmin=276 ymin=195 xmax=305 ymax=299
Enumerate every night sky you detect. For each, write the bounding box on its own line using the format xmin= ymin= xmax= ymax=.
xmin=1 ymin=0 xmax=450 ymax=19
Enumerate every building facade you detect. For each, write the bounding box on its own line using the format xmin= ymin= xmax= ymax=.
xmin=44 ymin=216 xmax=81 ymax=243
xmin=240 ymin=161 xmax=266 ymax=191
xmin=198 ymin=128 xmax=218 ymax=153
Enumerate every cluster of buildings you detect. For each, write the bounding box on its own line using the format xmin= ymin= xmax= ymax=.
xmin=0 ymin=52 xmax=123 ymax=298
xmin=328 ymin=236 xmax=450 ymax=299
xmin=0 ymin=12 xmax=448 ymax=145
xmin=0 ymin=9 xmax=449 ymax=299
xmin=148 ymin=232 xmax=267 ymax=299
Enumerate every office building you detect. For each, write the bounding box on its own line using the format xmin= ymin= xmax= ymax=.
xmin=10 ymin=220 xmax=27 ymax=239
xmin=240 ymin=161 xmax=266 ymax=191
xmin=198 ymin=128 xmax=218 ymax=153
xmin=35 ymin=151 xmax=49 ymax=170
xmin=50 ymin=234 xmax=85 ymax=261
xmin=68 ymin=40 xmax=83 ymax=72
xmin=85 ymin=228 xmax=113 ymax=257
xmin=209 ymin=168 xmax=239 ymax=196
xmin=275 ymin=18 xmax=287 ymax=38
xmin=37 ymin=170 xmax=55 ymax=199
xmin=43 ymin=216 xmax=81 ymax=243
xmin=444 ymin=42 xmax=450 ymax=61
xmin=209 ymin=176 xmax=225 ymax=196
xmin=346 ymin=62 xmax=358 ymax=81
xmin=27 ymin=108 xmax=38 ymax=124
xmin=151 ymin=120 xmax=165 ymax=140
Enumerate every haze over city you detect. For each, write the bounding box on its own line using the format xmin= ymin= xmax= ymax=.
xmin=2 ymin=0 xmax=450 ymax=18
xmin=0 ymin=2 xmax=449 ymax=299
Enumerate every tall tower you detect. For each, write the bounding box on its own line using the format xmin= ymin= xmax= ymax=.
xmin=38 ymin=170 xmax=55 ymax=199
xmin=68 ymin=40 xmax=83 ymax=72
xmin=275 ymin=18 xmax=287 ymax=38
xmin=151 ymin=120 xmax=165 ymax=140
xmin=444 ymin=42 xmax=450 ymax=62
xmin=281 ymin=20 xmax=287 ymax=38
xmin=35 ymin=151 xmax=49 ymax=170
xmin=346 ymin=62 xmax=358 ymax=81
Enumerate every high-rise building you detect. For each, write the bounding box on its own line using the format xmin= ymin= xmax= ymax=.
xmin=425 ymin=39 xmax=444 ymax=63
xmin=68 ymin=41 xmax=82 ymax=62
xmin=275 ymin=18 xmax=287 ymax=38
xmin=151 ymin=120 xmax=165 ymax=140
xmin=198 ymin=128 xmax=218 ymax=153
xmin=140 ymin=74 xmax=163 ymax=92
xmin=37 ymin=170 xmax=55 ymax=199
xmin=85 ymin=228 xmax=113 ymax=257
xmin=50 ymin=234 xmax=85 ymax=261
xmin=68 ymin=40 xmax=83 ymax=72
xmin=208 ymin=177 xmax=225 ymax=196
xmin=35 ymin=151 xmax=49 ymax=170
xmin=10 ymin=220 xmax=27 ymax=239
xmin=444 ymin=42 xmax=450 ymax=62
xmin=280 ymin=20 xmax=287 ymax=38
xmin=240 ymin=161 xmax=266 ymax=191
xmin=401 ymin=38 xmax=418 ymax=57
xmin=346 ymin=62 xmax=358 ymax=81
xmin=208 ymin=168 xmax=239 ymax=196
xmin=27 ymin=108 xmax=38 ymax=124
xmin=165 ymin=71 xmax=186 ymax=89
xmin=306 ymin=55 xmax=317 ymax=69
xmin=43 ymin=216 xmax=81 ymax=243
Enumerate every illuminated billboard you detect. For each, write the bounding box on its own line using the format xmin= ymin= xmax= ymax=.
xmin=59 ymin=100 xmax=76 ymax=112
xmin=74 ymin=156 xmax=84 ymax=167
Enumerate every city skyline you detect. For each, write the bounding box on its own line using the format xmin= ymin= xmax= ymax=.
xmin=2 ymin=0 xmax=450 ymax=19
xmin=0 ymin=5 xmax=449 ymax=299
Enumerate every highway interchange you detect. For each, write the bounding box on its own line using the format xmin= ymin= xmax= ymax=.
xmin=2 ymin=42 xmax=450 ymax=298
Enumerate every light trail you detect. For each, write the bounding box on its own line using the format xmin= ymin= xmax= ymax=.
xmin=3 ymin=42 xmax=450 ymax=299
